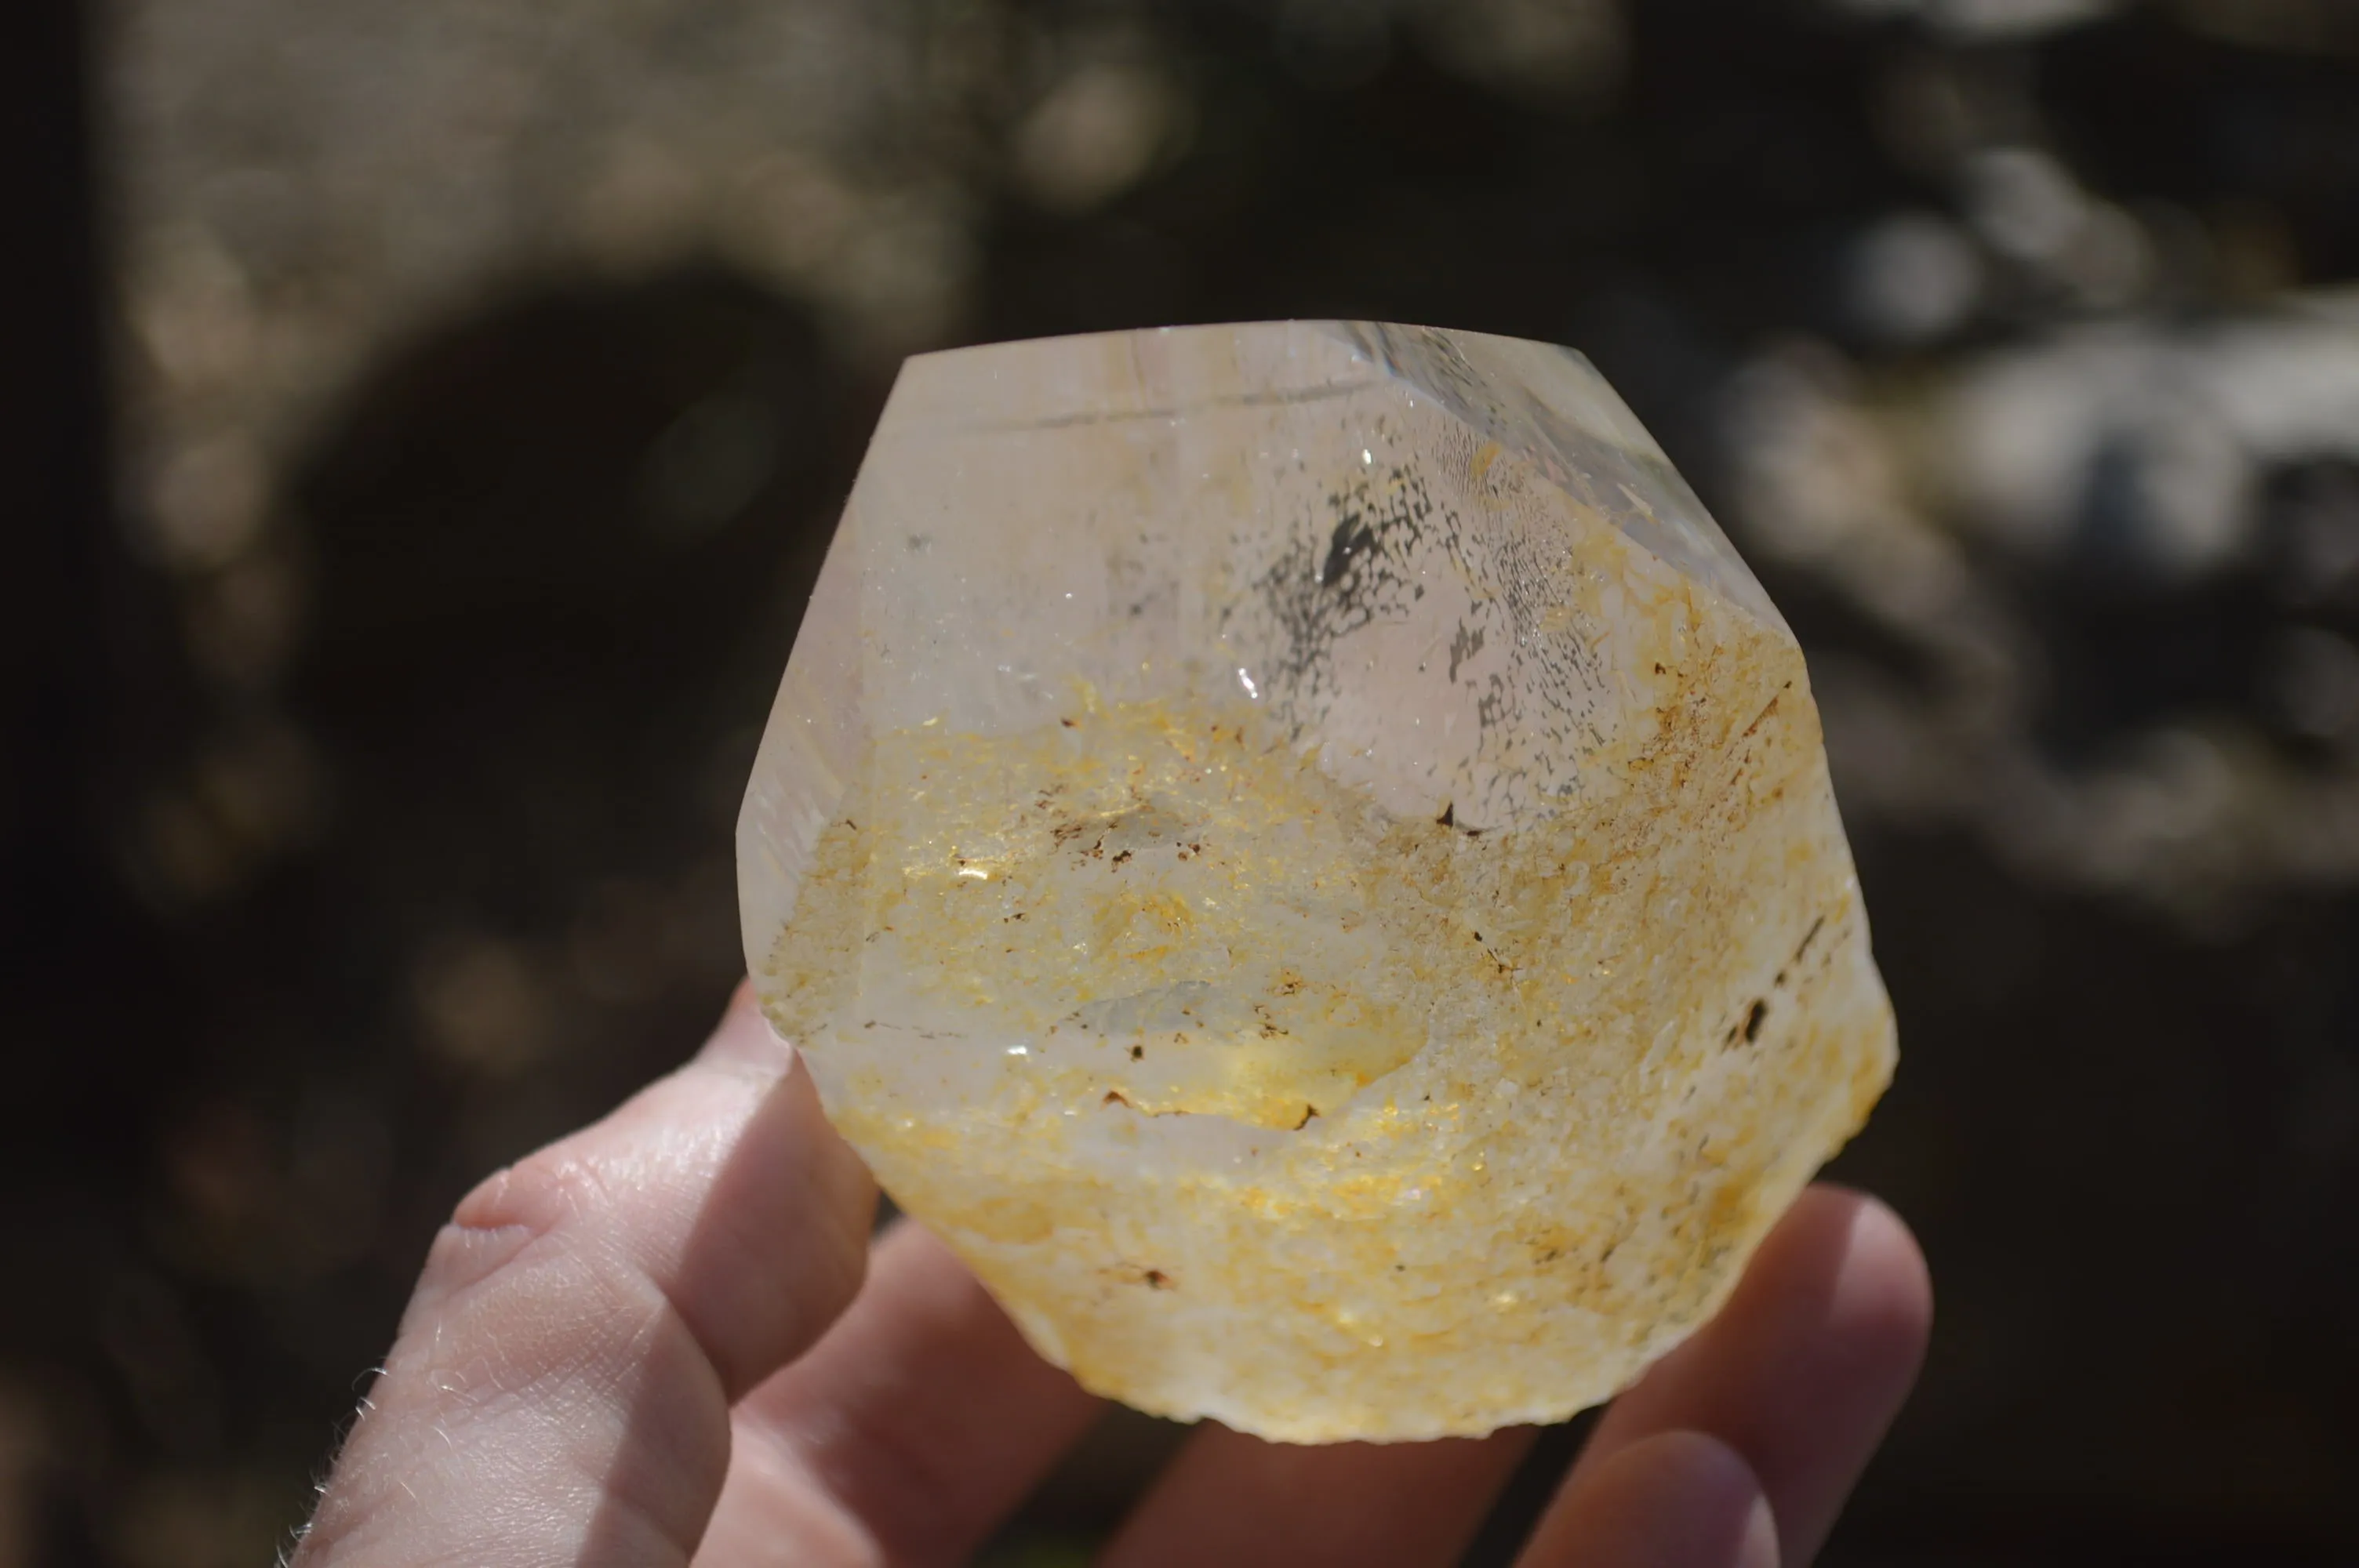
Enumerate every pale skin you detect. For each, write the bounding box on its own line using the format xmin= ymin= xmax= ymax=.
xmin=293 ymin=985 xmax=1932 ymax=1568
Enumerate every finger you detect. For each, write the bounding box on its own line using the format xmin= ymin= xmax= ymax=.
xmin=1518 ymin=1430 xmax=1776 ymax=1568
xmin=293 ymin=985 xmax=878 ymax=1568
xmin=1098 ymin=1421 xmax=1533 ymax=1568
xmin=696 ymin=1220 xmax=1106 ymax=1566
xmin=1550 ymin=1185 xmax=1932 ymax=1566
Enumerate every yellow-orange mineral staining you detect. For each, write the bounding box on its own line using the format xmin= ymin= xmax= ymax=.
xmin=740 ymin=322 xmax=1896 ymax=1442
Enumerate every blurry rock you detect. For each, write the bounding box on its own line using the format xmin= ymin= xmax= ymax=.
xmin=1845 ymin=212 xmax=1984 ymax=346
xmin=1012 ymin=63 xmax=1190 ymax=214
xmin=413 ymin=933 xmax=555 ymax=1078
xmin=1412 ymin=0 xmax=1627 ymax=110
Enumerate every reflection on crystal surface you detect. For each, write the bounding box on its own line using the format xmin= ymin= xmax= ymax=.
xmin=740 ymin=321 xmax=1894 ymax=1441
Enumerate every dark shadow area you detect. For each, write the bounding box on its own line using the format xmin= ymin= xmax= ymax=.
xmin=2 ymin=256 xmax=871 ymax=1563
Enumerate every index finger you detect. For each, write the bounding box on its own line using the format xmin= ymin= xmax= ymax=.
xmin=293 ymin=985 xmax=878 ymax=1567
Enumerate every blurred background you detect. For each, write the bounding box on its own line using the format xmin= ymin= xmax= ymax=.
xmin=5 ymin=0 xmax=2359 ymax=1562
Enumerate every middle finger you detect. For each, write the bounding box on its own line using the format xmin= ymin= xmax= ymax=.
xmin=1098 ymin=1420 xmax=1534 ymax=1568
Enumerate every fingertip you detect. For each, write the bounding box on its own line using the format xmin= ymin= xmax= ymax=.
xmin=1581 ymin=1184 xmax=1930 ymax=1566
xmin=1775 ymin=1185 xmax=1934 ymax=1392
xmin=1525 ymin=1429 xmax=1778 ymax=1568
xmin=681 ymin=1050 xmax=878 ymax=1392
xmin=699 ymin=980 xmax=794 ymax=1073
xmin=1844 ymin=1188 xmax=1933 ymax=1338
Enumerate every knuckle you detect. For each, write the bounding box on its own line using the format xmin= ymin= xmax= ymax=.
xmin=404 ymin=1149 xmax=616 ymax=1323
xmin=452 ymin=1145 xmax=610 ymax=1237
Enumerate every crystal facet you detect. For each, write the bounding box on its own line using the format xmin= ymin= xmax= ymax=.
xmin=739 ymin=321 xmax=1896 ymax=1443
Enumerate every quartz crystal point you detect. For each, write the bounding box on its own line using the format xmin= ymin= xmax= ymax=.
xmin=738 ymin=322 xmax=1896 ymax=1443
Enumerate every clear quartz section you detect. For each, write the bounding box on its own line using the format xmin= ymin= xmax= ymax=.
xmin=739 ymin=321 xmax=1896 ymax=1443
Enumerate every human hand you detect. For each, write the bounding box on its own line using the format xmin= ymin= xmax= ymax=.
xmin=292 ymin=985 xmax=1931 ymax=1568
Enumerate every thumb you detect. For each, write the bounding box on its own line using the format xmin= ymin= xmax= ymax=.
xmin=293 ymin=986 xmax=876 ymax=1567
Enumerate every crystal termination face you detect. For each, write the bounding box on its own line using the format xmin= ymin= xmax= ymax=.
xmin=739 ymin=321 xmax=1896 ymax=1443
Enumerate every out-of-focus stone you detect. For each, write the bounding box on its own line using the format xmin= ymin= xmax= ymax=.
xmin=739 ymin=322 xmax=1895 ymax=1442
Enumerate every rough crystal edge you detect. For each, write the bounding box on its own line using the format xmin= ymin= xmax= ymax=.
xmin=734 ymin=322 xmax=1885 ymax=1446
